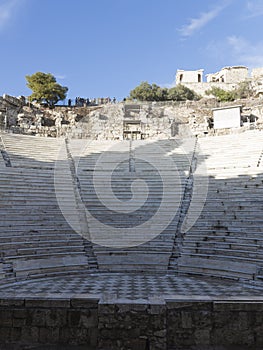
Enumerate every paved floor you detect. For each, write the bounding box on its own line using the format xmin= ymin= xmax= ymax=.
xmin=0 ymin=273 xmax=263 ymax=299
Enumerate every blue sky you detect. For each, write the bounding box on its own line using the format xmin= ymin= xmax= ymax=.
xmin=0 ymin=0 xmax=263 ymax=101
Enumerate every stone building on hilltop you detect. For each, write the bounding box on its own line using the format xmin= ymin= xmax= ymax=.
xmin=206 ymin=66 xmax=248 ymax=83
xmin=175 ymin=66 xmax=249 ymax=97
xmin=175 ymin=69 xmax=204 ymax=84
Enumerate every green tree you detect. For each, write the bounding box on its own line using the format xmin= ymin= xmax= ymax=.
xmin=129 ymin=81 xmax=168 ymax=101
xmin=168 ymin=84 xmax=200 ymax=101
xmin=205 ymin=86 xmax=235 ymax=102
xmin=152 ymin=84 xmax=168 ymax=101
xmin=26 ymin=72 xmax=68 ymax=107
xmin=129 ymin=81 xmax=200 ymax=102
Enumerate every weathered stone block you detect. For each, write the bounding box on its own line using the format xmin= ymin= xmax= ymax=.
xmin=21 ymin=326 xmax=39 ymax=343
xmin=211 ymin=328 xmax=255 ymax=346
xmin=213 ymin=301 xmax=263 ymax=312
xmin=192 ymin=310 xmax=212 ymax=329
xmin=13 ymin=309 xmax=27 ymax=319
xmin=68 ymin=328 xmax=89 ymax=344
xmin=25 ymin=297 xmax=70 ymax=308
xmin=154 ymin=329 xmax=166 ymax=338
xmin=59 ymin=327 xmax=71 ymax=343
xmin=80 ymin=312 xmax=97 ymax=328
xmin=68 ymin=310 xmax=81 ymax=327
xmin=13 ymin=317 xmax=27 ymax=327
xmin=0 ymin=327 xmax=11 ymax=342
xmin=166 ymin=310 xmax=181 ymax=328
xmin=149 ymin=304 xmax=166 ymax=315
xmin=0 ymin=310 xmax=13 ymax=326
xmin=98 ymin=304 xmax=116 ymax=314
xmin=129 ymin=303 xmax=148 ymax=312
xmin=46 ymin=309 xmax=67 ymax=327
xmin=167 ymin=301 xmax=212 ymax=311
xmin=70 ymin=295 xmax=99 ymax=309
xmin=255 ymin=311 xmax=263 ymax=326
xmin=169 ymin=329 xmax=194 ymax=347
xmin=181 ymin=311 xmax=193 ymax=329
xmin=11 ymin=327 xmax=22 ymax=341
xmin=129 ymin=338 xmax=148 ymax=350
xmin=213 ymin=311 xmax=232 ymax=327
xmin=253 ymin=331 xmax=263 ymax=346
xmin=29 ymin=309 xmax=47 ymax=327
xmin=0 ymin=298 xmax=25 ymax=307
xmin=194 ymin=329 xmax=211 ymax=345
xmin=39 ymin=327 xmax=60 ymax=344
xmin=116 ymin=304 xmax=132 ymax=313
xmin=88 ymin=327 xmax=98 ymax=347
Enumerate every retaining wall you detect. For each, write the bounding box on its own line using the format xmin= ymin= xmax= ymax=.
xmin=1 ymin=295 xmax=263 ymax=349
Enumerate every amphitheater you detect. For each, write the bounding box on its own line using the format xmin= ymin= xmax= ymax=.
xmin=0 ymin=105 xmax=263 ymax=349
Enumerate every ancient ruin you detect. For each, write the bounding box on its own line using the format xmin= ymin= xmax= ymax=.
xmin=206 ymin=66 xmax=249 ymax=83
xmin=0 ymin=67 xmax=263 ymax=349
xmin=175 ymin=65 xmax=263 ymax=98
xmin=175 ymin=69 xmax=204 ymax=84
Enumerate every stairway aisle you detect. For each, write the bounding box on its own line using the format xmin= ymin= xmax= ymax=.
xmin=71 ymin=138 xmax=195 ymax=272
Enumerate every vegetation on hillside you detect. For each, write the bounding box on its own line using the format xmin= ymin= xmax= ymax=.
xmin=205 ymin=81 xmax=254 ymax=102
xmin=26 ymin=72 xmax=68 ymax=107
xmin=205 ymin=87 xmax=235 ymax=102
xmin=233 ymin=80 xmax=254 ymax=99
xmin=167 ymin=84 xmax=200 ymax=101
xmin=129 ymin=81 xmax=200 ymax=102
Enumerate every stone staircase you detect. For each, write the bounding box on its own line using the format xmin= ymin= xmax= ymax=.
xmin=177 ymin=130 xmax=263 ymax=280
xmin=168 ymin=137 xmax=198 ymax=269
xmin=69 ymin=138 xmax=195 ymax=272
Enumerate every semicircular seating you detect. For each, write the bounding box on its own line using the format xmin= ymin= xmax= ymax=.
xmin=0 ymin=130 xmax=262 ymax=286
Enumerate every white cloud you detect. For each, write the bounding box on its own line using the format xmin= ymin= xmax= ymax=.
xmin=246 ymin=0 xmax=263 ymax=18
xmin=0 ymin=0 xmax=23 ymax=31
xmin=204 ymin=35 xmax=263 ymax=71
xmin=55 ymin=75 xmax=67 ymax=80
xmin=227 ymin=35 xmax=263 ymax=67
xmin=179 ymin=2 xmax=230 ymax=37
xmin=227 ymin=35 xmax=247 ymax=53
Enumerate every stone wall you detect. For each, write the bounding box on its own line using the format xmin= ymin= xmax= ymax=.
xmin=84 ymin=100 xmax=263 ymax=139
xmin=223 ymin=66 xmax=249 ymax=83
xmin=252 ymin=68 xmax=263 ymax=79
xmin=167 ymin=298 xmax=263 ymax=349
xmin=98 ymin=296 xmax=166 ymax=350
xmin=0 ymin=295 xmax=98 ymax=347
xmin=1 ymin=93 xmax=263 ymax=140
xmin=206 ymin=66 xmax=249 ymax=83
xmin=1 ymin=295 xmax=263 ymax=349
xmin=182 ymin=82 xmax=237 ymax=97
xmin=0 ymin=94 xmax=101 ymax=137
xmin=82 ymin=102 xmax=213 ymax=139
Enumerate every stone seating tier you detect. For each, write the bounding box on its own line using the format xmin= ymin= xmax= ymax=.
xmin=177 ymin=130 xmax=263 ymax=280
xmin=0 ymin=131 xmax=263 ymax=281
xmin=72 ymin=138 xmax=193 ymax=272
